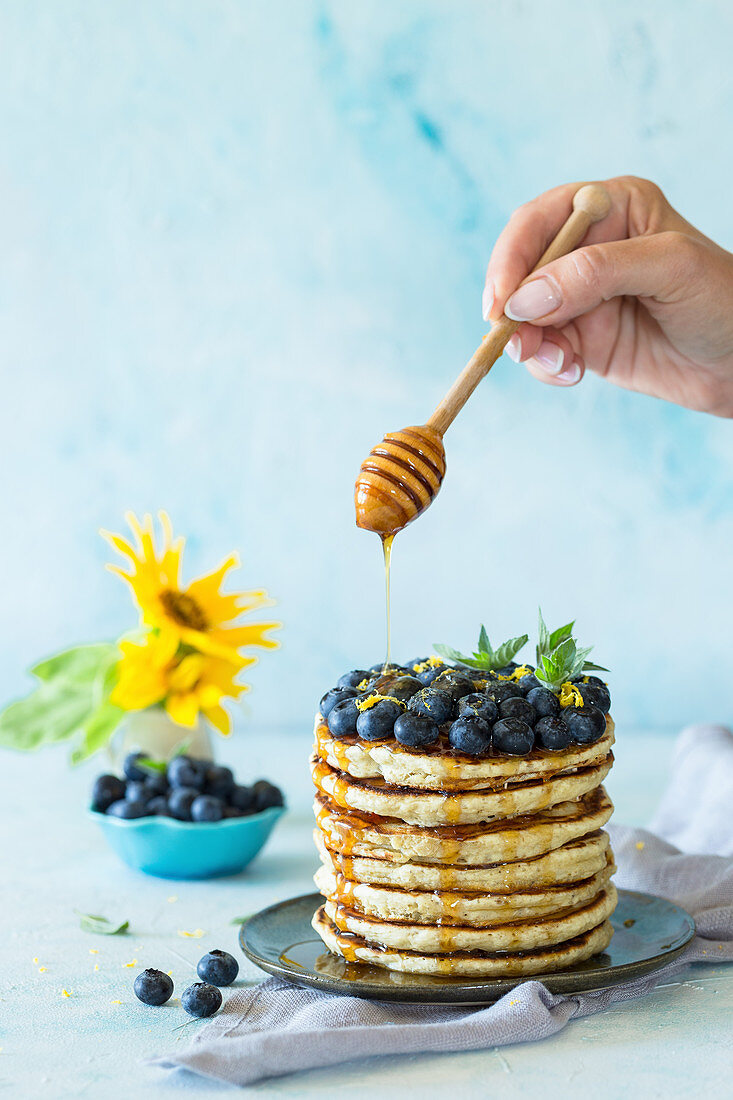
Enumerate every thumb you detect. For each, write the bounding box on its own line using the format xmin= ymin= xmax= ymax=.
xmin=503 ymin=231 xmax=704 ymax=327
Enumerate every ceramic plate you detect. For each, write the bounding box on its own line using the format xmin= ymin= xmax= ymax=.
xmin=239 ymin=889 xmax=695 ymax=1004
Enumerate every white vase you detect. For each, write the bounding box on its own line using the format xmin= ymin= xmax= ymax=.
xmin=109 ymin=708 xmax=213 ymax=768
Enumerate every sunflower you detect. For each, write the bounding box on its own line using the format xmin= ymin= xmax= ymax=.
xmin=110 ymin=631 xmax=247 ymax=735
xmin=102 ymin=512 xmax=280 ymax=666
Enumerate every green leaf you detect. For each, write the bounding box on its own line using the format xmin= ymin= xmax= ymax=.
xmin=583 ymin=660 xmax=609 ymax=673
xmin=548 ymin=621 xmax=575 ymax=649
xmin=477 ymin=625 xmax=490 ymax=654
xmin=0 ymin=681 xmax=96 ymax=751
xmin=229 ymin=914 xmax=254 ymax=925
xmin=76 ymin=911 xmax=129 ymax=935
xmin=32 ymin=644 xmax=118 ymax=685
xmin=435 ymin=633 xmax=528 ymax=672
xmin=536 ymin=608 xmax=550 ymax=663
xmin=433 ymin=643 xmax=469 ymax=664
xmin=137 ymin=755 xmax=168 ymax=774
xmin=70 ymin=701 xmax=125 ymax=765
xmin=489 ymin=635 xmax=529 ymax=670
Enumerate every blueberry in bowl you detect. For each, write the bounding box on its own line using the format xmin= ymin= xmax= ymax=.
xmin=89 ymin=753 xmax=285 ymax=879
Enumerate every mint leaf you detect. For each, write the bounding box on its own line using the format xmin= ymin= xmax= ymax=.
xmin=583 ymin=660 xmax=609 ymax=673
xmin=77 ymin=911 xmax=129 ymax=935
xmin=229 ymin=914 xmax=254 ymax=925
xmin=435 ymin=633 xmax=528 ymax=672
xmin=489 ymin=635 xmax=529 ymax=669
xmin=433 ymin=644 xmax=469 ymax=664
xmin=549 ymin=621 xmax=575 ymax=649
xmin=477 ymin=626 xmax=490 ymax=654
xmin=537 ymin=608 xmax=550 ymax=663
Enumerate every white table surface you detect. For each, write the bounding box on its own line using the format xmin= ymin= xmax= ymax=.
xmin=2 ymin=728 xmax=731 ymax=1098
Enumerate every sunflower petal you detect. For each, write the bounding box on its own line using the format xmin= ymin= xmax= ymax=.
xmin=203 ymin=704 xmax=231 ymax=735
xmin=165 ymin=692 xmax=200 ymax=728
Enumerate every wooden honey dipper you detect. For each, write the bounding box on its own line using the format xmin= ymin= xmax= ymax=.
xmin=355 ymin=183 xmax=612 ymax=537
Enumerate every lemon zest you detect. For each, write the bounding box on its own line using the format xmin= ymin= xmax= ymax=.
xmin=355 ymin=693 xmax=402 ymax=712
xmin=123 ymin=959 xmax=138 ymax=968
xmin=61 ymin=989 xmax=72 ymax=998
xmin=38 ymin=967 xmax=48 ymax=973
xmin=177 ymin=929 xmax=206 ymax=939
xmin=558 ymin=682 xmax=584 ymax=708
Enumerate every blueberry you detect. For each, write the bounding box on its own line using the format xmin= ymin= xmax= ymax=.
xmin=147 ymin=795 xmax=170 ymax=816
xmin=125 ymin=779 xmax=152 ymax=805
xmin=319 ymin=686 xmax=357 ymax=719
xmin=492 ymin=718 xmax=534 ymax=756
xmin=224 ymin=806 xmax=244 ymax=818
xmin=378 ymin=675 xmax=422 ymax=701
xmin=449 ymin=715 xmax=492 ymax=756
xmin=394 ymin=713 xmax=440 ymax=748
xmin=456 ymin=693 xmax=498 ymax=723
xmin=416 ymin=663 xmax=447 ymax=686
xmin=327 ymin=696 xmax=360 ymax=738
xmin=133 ymin=968 xmax=174 ymax=1006
xmin=142 ymin=772 xmax=169 ymax=797
xmin=486 ymin=681 xmax=524 ymax=704
xmin=578 ymin=682 xmax=611 ymax=714
xmin=408 ymin=688 xmax=453 ymax=723
xmin=181 ymin=982 xmax=222 ymax=1018
xmin=563 ymin=705 xmax=607 ymax=744
xmin=167 ymin=786 xmax=199 ymax=821
xmin=368 ymin=662 xmax=411 ymax=676
xmin=356 ymin=698 xmax=404 ymax=740
xmin=91 ymin=774 xmax=126 ymax=812
xmin=431 ymin=671 xmax=475 ymax=700
xmin=516 ymin=673 xmax=542 ymax=696
xmin=229 ymin=784 xmax=256 ymax=813
xmin=107 ymin=798 xmax=148 ymax=819
xmin=499 ymin=696 xmax=536 ymax=725
xmin=252 ymin=780 xmax=285 ymax=810
xmin=405 ymin=657 xmax=429 ymax=671
xmin=336 ymin=669 xmax=369 ymax=690
xmin=205 ymin=765 xmax=235 ymax=799
xmin=526 ymin=687 xmax=560 ymax=719
xmin=496 ymin=662 xmax=518 ymax=676
xmin=123 ymin=752 xmax=148 ymax=782
xmin=535 ymin=715 xmax=572 ymax=751
xmin=191 ymin=795 xmax=225 ymax=822
xmin=196 ymin=949 xmax=239 ymax=987
xmin=167 ymin=756 xmax=206 ymax=791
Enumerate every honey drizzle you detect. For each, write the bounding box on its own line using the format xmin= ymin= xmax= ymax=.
xmin=381 ymin=533 xmax=394 ymax=671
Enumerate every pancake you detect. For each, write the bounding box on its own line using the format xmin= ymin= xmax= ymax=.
xmin=314 ymin=786 xmax=614 ymax=866
xmin=315 ymin=827 xmax=612 ymax=891
xmin=323 ymin=884 xmax=617 ymax=954
xmin=315 ymin=717 xmax=615 ymax=790
xmin=315 ymin=857 xmax=616 ymax=925
xmin=311 ymin=753 xmax=614 ymax=827
xmin=312 ymin=907 xmax=615 ymax=977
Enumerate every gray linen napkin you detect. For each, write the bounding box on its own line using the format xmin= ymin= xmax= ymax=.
xmin=153 ymin=724 xmax=733 ymax=1088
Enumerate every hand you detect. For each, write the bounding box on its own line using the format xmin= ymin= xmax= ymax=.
xmin=484 ymin=176 xmax=733 ymax=417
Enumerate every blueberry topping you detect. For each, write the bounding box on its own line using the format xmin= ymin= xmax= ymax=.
xmin=123 ymin=752 xmax=148 ymax=782
xmin=337 ymin=669 xmax=370 ymax=690
xmin=197 ymin=949 xmax=239 ymax=987
xmin=516 ymin=673 xmax=542 ymax=696
xmin=416 ymin=663 xmax=447 ymax=686
xmin=492 ymin=717 xmax=534 ymax=755
xmin=252 ymin=779 xmax=285 ymax=810
xmin=394 ymin=713 xmax=440 ymax=748
xmin=327 ymin=696 xmax=360 ymax=738
xmin=377 ymin=674 xmax=422 ymax=701
xmin=563 ymin=705 xmax=606 ymax=744
xmin=134 ymin=968 xmax=174 ymax=1006
xmin=431 ymin=671 xmax=475 ymax=700
xmin=319 ymin=686 xmax=357 ymax=719
xmin=91 ymin=774 xmax=126 ymax=812
xmin=167 ymin=786 xmax=199 ymax=821
xmin=449 ymin=715 xmax=492 ymax=756
xmin=535 ymin=715 xmax=572 ymax=751
xmin=368 ymin=662 xmax=411 ymax=676
xmin=499 ymin=696 xmax=536 ymax=725
xmin=107 ymin=798 xmax=148 ymax=819
xmin=229 ymin=784 xmax=256 ymax=813
xmin=191 ymin=795 xmax=225 ymax=822
xmin=408 ymin=688 xmax=453 ymax=723
xmin=167 ymin=756 xmax=206 ymax=791
xmin=496 ymin=662 xmax=518 ymax=676
xmin=356 ymin=698 xmax=404 ymax=740
xmin=456 ymin=693 xmax=498 ymax=723
xmin=405 ymin=657 xmax=429 ymax=671
xmin=181 ymin=982 xmax=222 ymax=1018
xmin=578 ymin=682 xmax=611 ymax=714
xmin=205 ymin=765 xmax=235 ymax=799
xmin=526 ymin=687 xmax=560 ymax=719
xmin=486 ymin=681 xmax=524 ymax=704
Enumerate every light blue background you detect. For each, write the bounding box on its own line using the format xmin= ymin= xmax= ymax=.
xmin=1 ymin=0 xmax=731 ymax=736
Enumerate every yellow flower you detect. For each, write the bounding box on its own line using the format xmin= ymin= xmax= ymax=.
xmin=110 ymin=632 xmax=247 ymax=735
xmin=102 ymin=512 xmax=280 ymax=665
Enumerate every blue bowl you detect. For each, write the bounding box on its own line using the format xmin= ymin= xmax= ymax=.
xmin=90 ymin=806 xmax=285 ymax=879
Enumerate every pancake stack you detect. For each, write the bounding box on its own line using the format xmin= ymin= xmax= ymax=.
xmin=311 ymin=667 xmax=616 ymax=978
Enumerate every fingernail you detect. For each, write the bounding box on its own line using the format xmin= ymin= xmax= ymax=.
xmin=533 ymin=341 xmax=564 ymax=375
xmin=482 ymin=282 xmax=494 ymax=321
xmin=505 ymin=277 xmax=561 ymax=321
xmin=554 ymin=361 xmax=581 ymax=385
xmin=505 ymin=334 xmax=522 ymax=362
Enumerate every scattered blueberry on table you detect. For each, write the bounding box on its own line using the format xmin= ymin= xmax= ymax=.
xmin=196 ymin=949 xmax=239 ymax=986
xmin=133 ymin=968 xmax=174 ymax=1006
xmin=182 ymin=982 xmax=223 ymax=1018
xmin=91 ymin=754 xmax=284 ymax=820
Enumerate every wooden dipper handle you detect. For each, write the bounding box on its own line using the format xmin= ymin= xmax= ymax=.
xmin=427 ymin=183 xmax=612 ymax=437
